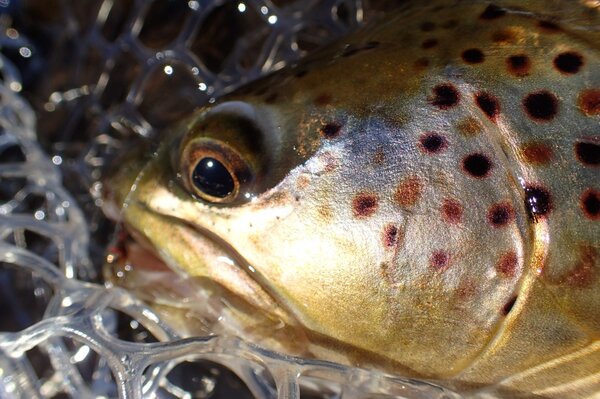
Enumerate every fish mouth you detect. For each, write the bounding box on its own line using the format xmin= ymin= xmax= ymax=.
xmin=103 ymin=202 xmax=294 ymax=336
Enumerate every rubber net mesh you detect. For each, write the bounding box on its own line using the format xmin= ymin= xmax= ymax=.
xmin=0 ymin=1 xmax=463 ymax=398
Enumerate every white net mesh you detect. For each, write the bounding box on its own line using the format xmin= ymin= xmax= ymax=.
xmin=0 ymin=1 xmax=463 ymax=398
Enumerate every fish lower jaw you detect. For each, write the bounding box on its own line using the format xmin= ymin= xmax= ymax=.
xmin=102 ymin=223 xmax=306 ymax=350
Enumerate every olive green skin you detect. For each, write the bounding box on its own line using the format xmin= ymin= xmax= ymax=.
xmin=104 ymin=1 xmax=600 ymax=397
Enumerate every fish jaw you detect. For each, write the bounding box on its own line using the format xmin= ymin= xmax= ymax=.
xmin=102 ymin=143 xmax=300 ymax=343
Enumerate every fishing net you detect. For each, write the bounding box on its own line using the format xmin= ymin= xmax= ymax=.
xmin=0 ymin=1 xmax=463 ymax=397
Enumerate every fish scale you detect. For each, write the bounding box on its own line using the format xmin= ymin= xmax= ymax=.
xmin=104 ymin=1 xmax=600 ymax=397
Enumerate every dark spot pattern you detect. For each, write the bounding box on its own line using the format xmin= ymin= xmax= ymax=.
xmin=524 ymin=185 xmax=552 ymax=220
xmin=442 ymin=198 xmax=463 ymax=224
xmin=419 ymin=133 xmax=447 ymax=154
xmin=319 ymin=122 xmax=342 ymax=139
xmin=394 ymin=176 xmax=422 ymax=207
xmin=420 ymin=21 xmax=436 ymax=31
xmin=480 ymin=4 xmax=506 ymax=19
xmin=442 ymin=19 xmax=458 ymax=29
xmin=575 ymin=141 xmax=599 ymax=166
xmin=497 ymin=252 xmax=518 ymax=278
xmin=475 ymin=92 xmax=500 ymax=120
xmin=430 ymin=84 xmax=460 ymax=109
xmin=457 ymin=117 xmax=482 ymax=136
xmin=523 ymin=91 xmax=558 ymax=121
xmin=507 ymin=54 xmax=531 ymax=77
xmin=414 ymin=57 xmax=430 ymax=70
xmin=462 ymin=153 xmax=492 ymax=178
xmin=502 ymin=296 xmax=518 ymax=315
xmin=563 ymin=246 xmax=597 ymax=288
xmin=488 ymin=203 xmax=514 ymax=227
xmin=581 ymin=189 xmax=599 ymax=220
xmin=430 ymin=250 xmax=450 ymax=271
xmin=553 ymin=51 xmax=584 ymax=74
xmin=421 ymin=38 xmax=438 ymax=49
xmin=352 ymin=193 xmax=379 ymax=218
xmin=383 ymin=224 xmax=400 ymax=247
xmin=537 ymin=20 xmax=561 ymax=32
xmin=462 ymin=48 xmax=485 ymax=64
xmin=522 ymin=142 xmax=553 ymax=165
xmin=314 ymin=93 xmax=333 ymax=106
xmin=579 ymin=89 xmax=600 ymax=115
xmin=492 ymin=29 xmax=516 ymax=44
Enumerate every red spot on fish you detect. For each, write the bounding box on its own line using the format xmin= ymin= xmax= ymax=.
xmin=492 ymin=29 xmax=517 ymax=44
xmin=578 ymin=89 xmax=600 ymax=116
xmin=319 ymin=122 xmax=342 ymax=139
xmin=522 ymin=142 xmax=553 ymax=165
xmin=442 ymin=198 xmax=463 ymax=224
xmin=430 ymin=250 xmax=450 ymax=271
xmin=394 ymin=176 xmax=422 ymax=207
xmin=421 ymin=38 xmax=438 ymax=49
xmin=475 ymin=92 xmax=500 ymax=121
xmin=383 ymin=224 xmax=401 ymax=248
xmin=488 ymin=202 xmax=515 ymax=227
xmin=462 ymin=153 xmax=493 ymax=178
xmin=314 ymin=93 xmax=333 ymax=106
xmin=430 ymin=84 xmax=460 ymax=109
xmin=414 ymin=57 xmax=430 ymax=71
xmin=575 ymin=141 xmax=599 ymax=166
xmin=524 ymin=184 xmax=552 ymax=221
xmin=553 ymin=51 xmax=584 ymax=75
xmin=581 ymin=189 xmax=600 ymax=220
xmin=352 ymin=193 xmax=379 ymax=218
xmin=462 ymin=48 xmax=485 ymax=64
xmin=419 ymin=132 xmax=447 ymax=154
xmin=457 ymin=279 xmax=477 ymax=300
xmin=480 ymin=4 xmax=506 ymax=19
xmin=496 ymin=251 xmax=518 ymax=278
xmin=523 ymin=90 xmax=558 ymax=122
xmin=563 ymin=246 xmax=597 ymax=288
xmin=506 ymin=54 xmax=531 ymax=77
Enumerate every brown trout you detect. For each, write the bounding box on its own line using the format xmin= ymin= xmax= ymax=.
xmin=103 ymin=0 xmax=600 ymax=397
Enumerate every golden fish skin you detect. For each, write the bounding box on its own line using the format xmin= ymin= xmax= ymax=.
xmin=104 ymin=1 xmax=600 ymax=397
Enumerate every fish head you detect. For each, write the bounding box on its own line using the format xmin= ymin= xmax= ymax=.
xmin=103 ymin=13 xmax=530 ymax=377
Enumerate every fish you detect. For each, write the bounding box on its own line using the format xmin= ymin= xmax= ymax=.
xmin=102 ymin=0 xmax=600 ymax=397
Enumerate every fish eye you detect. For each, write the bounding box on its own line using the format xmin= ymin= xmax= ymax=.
xmin=192 ymin=157 xmax=234 ymax=199
xmin=181 ymin=139 xmax=253 ymax=204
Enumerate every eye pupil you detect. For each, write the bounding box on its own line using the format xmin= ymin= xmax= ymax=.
xmin=192 ymin=157 xmax=235 ymax=199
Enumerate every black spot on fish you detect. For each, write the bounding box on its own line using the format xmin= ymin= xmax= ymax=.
xmin=524 ymin=185 xmax=552 ymax=220
xmin=422 ymin=38 xmax=438 ymax=49
xmin=419 ymin=132 xmax=447 ymax=154
xmin=475 ymin=92 xmax=500 ymax=120
xmin=420 ymin=21 xmax=436 ymax=31
xmin=488 ymin=203 xmax=514 ymax=227
xmin=581 ymin=189 xmax=600 ymax=220
xmin=507 ymin=54 xmax=530 ymax=76
xmin=554 ymin=51 xmax=584 ymax=74
xmin=480 ymin=4 xmax=506 ymax=19
xmin=319 ymin=122 xmax=342 ymax=139
xmin=523 ymin=91 xmax=558 ymax=122
xmin=575 ymin=141 xmax=600 ymax=166
xmin=462 ymin=48 xmax=484 ymax=64
xmin=430 ymin=84 xmax=460 ymax=109
xmin=462 ymin=153 xmax=492 ymax=178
